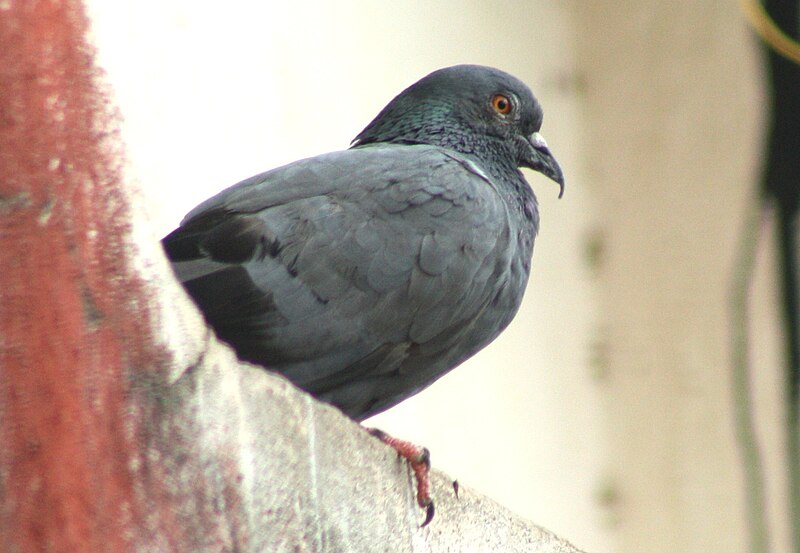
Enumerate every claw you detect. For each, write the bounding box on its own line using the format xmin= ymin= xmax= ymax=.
xmin=366 ymin=427 xmax=388 ymax=440
xmin=366 ymin=427 xmax=435 ymax=526
xmin=420 ymin=501 xmax=435 ymax=528
xmin=410 ymin=447 xmax=431 ymax=509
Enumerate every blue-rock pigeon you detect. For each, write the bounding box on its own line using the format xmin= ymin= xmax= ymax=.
xmin=163 ymin=65 xmax=564 ymax=523
xmin=164 ymin=64 xmax=563 ymax=418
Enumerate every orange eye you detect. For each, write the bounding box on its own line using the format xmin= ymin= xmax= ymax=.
xmin=491 ymin=94 xmax=512 ymax=115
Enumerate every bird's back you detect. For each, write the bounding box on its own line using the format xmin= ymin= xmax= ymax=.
xmin=163 ymin=144 xmax=536 ymax=419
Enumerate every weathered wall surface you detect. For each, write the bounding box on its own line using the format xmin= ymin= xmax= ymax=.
xmin=150 ymin=338 xmax=587 ymax=553
xmin=571 ymin=1 xmax=787 ymax=552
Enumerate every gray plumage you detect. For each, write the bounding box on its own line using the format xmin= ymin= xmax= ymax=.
xmin=163 ymin=65 xmax=564 ymax=420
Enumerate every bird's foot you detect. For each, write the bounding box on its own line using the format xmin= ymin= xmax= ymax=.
xmin=366 ymin=428 xmax=434 ymax=527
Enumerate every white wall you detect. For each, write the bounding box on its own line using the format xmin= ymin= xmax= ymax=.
xmin=571 ymin=1 xmax=786 ymax=552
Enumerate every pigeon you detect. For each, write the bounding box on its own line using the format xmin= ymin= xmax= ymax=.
xmin=163 ymin=65 xmax=563 ymax=523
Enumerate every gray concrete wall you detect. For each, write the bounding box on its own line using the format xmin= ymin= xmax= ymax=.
xmin=158 ymin=328 xmax=587 ymax=552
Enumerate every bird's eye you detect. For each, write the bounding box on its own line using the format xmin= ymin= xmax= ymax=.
xmin=491 ymin=94 xmax=513 ymax=116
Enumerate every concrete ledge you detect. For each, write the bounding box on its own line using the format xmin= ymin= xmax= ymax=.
xmin=147 ymin=333 xmax=585 ymax=552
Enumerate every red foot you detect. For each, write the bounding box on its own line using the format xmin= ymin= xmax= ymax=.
xmin=366 ymin=428 xmax=434 ymax=527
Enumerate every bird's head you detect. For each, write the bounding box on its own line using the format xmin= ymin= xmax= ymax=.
xmin=352 ymin=64 xmax=564 ymax=198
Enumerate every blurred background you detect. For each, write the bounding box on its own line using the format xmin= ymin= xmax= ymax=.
xmin=84 ymin=1 xmax=796 ymax=551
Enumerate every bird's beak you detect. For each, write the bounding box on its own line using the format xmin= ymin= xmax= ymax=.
xmin=523 ymin=132 xmax=565 ymax=199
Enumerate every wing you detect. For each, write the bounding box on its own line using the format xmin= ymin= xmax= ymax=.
xmin=163 ymin=144 xmax=530 ymax=419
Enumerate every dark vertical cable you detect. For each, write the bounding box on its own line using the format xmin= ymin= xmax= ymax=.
xmin=761 ymin=1 xmax=800 ymax=550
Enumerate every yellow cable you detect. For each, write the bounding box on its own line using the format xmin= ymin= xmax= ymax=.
xmin=741 ymin=0 xmax=800 ymax=65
